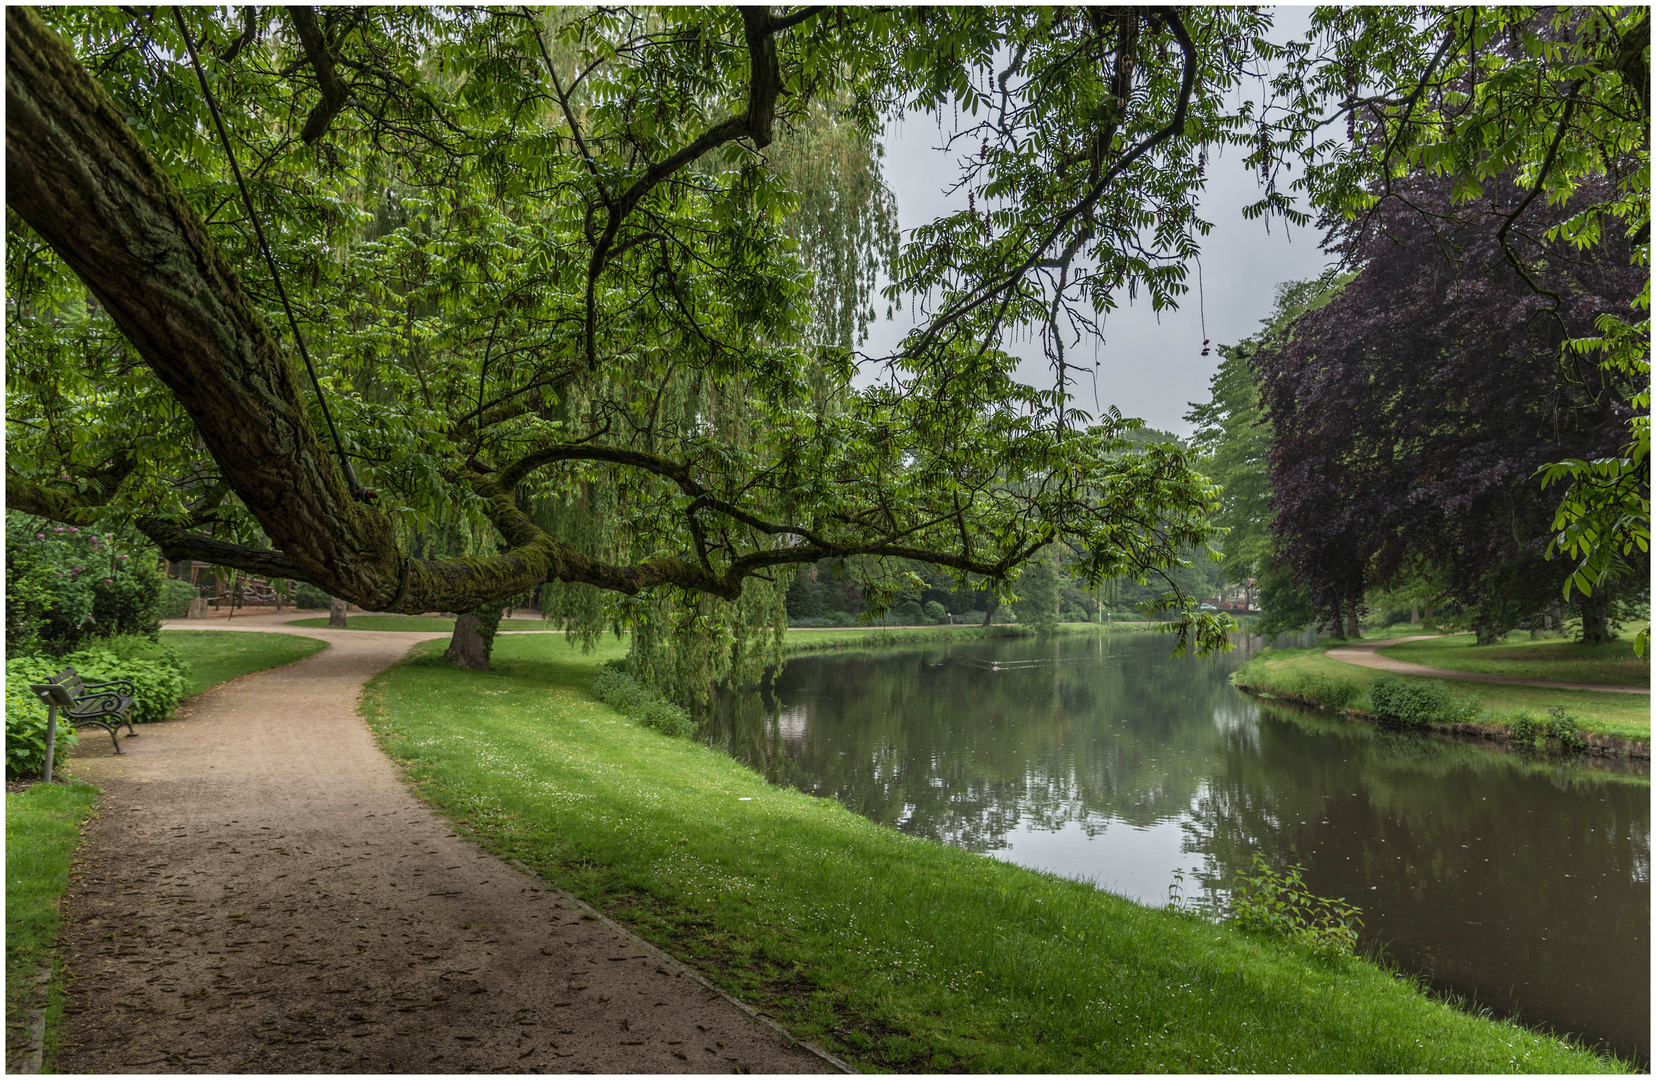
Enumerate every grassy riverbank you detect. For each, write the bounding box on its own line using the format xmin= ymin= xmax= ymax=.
xmin=5 ymin=630 xmax=331 ymax=1070
xmin=1380 ymin=632 xmax=1650 ymax=687
xmin=1233 ymin=639 xmax=1650 ymax=743
xmin=4 ymin=781 xmax=99 ymax=1072
xmin=359 ymin=633 xmax=1621 ymax=1073
xmin=161 ymin=629 xmax=330 ymax=698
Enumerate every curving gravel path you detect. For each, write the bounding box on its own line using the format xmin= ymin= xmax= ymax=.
xmin=1325 ymin=636 xmax=1651 ymax=695
xmin=52 ymin=614 xmax=839 ymax=1074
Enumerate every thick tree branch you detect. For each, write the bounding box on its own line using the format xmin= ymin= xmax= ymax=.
xmin=290 ymin=7 xmax=352 ymax=144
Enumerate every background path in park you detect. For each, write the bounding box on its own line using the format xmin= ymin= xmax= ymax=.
xmin=1326 ymin=636 xmax=1652 ymax=695
xmin=54 ymin=614 xmax=837 ymax=1074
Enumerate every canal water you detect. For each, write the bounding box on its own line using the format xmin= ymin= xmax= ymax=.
xmin=703 ymin=631 xmax=1650 ymax=1065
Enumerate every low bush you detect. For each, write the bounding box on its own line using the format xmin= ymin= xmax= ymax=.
xmin=5 ymin=678 xmax=78 ymax=778
xmin=6 ymin=636 xmax=190 ymax=729
xmin=290 ymin=580 xmax=333 ymax=610
xmin=1510 ymin=707 xmax=1587 ymax=752
xmin=160 ymin=578 xmax=199 ymax=619
xmin=591 ymin=661 xmax=696 ymax=738
xmin=1368 ymin=675 xmax=1480 ymax=729
xmin=1230 ymin=853 xmax=1364 ymax=960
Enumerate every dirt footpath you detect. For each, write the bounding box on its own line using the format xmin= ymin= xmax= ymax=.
xmin=53 ymin=619 xmax=839 ymax=1074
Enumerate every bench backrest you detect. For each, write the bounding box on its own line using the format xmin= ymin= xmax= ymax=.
xmin=30 ymin=667 xmax=83 ymax=709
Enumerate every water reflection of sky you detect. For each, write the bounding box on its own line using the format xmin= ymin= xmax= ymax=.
xmin=990 ymin=812 xmax=1214 ymax=913
xmin=704 ymin=632 xmax=1651 ymax=1065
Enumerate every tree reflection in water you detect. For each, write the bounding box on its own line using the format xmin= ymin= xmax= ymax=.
xmin=704 ymin=632 xmax=1650 ymax=1064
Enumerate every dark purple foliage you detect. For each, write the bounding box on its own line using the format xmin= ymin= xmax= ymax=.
xmin=1254 ymin=172 xmax=1641 ymax=638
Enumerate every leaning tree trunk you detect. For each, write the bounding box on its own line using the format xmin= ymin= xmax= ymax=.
xmin=328 ymin=597 xmax=348 ymax=628
xmin=982 ymin=595 xmax=998 ymax=627
xmin=445 ymin=605 xmax=505 ymax=671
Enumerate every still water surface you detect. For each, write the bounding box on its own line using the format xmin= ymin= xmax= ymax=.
xmin=704 ymin=632 xmax=1650 ymax=1064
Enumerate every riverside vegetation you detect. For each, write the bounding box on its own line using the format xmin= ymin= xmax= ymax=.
xmin=359 ymin=632 xmax=1624 ymax=1072
xmin=1231 ymin=630 xmax=1650 ymax=747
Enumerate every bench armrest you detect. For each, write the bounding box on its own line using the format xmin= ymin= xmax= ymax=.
xmin=66 ymin=690 xmax=132 ymax=717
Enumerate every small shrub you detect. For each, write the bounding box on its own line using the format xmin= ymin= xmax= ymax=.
xmin=592 ymin=661 xmax=695 ymax=738
xmin=1230 ymin=853 xmax=1363 ymax=960
xmin=1545 ymin=706 xmax=1587 ymax=752
xmin=1508 ymin=711 xmax=1543 ymax=744
xmin=922 ymin=600 xmax=947 ymax=624
xmin=1368 ymin=676 xmax=1479 ymax=729
xmin=161 ymin=578 xmax=199 ymax=619
xmin=290 ymin=580 xmax=333 ymax=610
xmin=5 ymin=677 xmax=78 ymax=778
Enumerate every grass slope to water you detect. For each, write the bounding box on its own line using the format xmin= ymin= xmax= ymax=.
xmin=284 ymin=615 xmax=552 ymax=633
xmin=1235 ymin=642 xmax=1650 ymax=742
xmin=5 ymin=782 xmax=99 ymax=1070
xmin=1380 ymin=632 xmax=1650 ymax=687
xmin=161 ymin=629 xmax=330 ymax=698
xmin=360 ymin=634 xmax=1618 ymax=1073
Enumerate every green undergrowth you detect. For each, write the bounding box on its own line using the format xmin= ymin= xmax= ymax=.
xmin=359 ymin=634 xmax=1620 ymax=1073
xmin=6 ymin=780 xmax=98 ymax=1072
xmin=1233 ymin=644 xmax=1650 ymax=743
xmin=159 ymin=629 xmax=330 ymax=698
xmin=283 ymin=615 xmax=551 ymax=633
xmin=1380 ymin=632 xmax=1651 ymax=687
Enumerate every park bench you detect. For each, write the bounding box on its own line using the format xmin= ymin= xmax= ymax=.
xmin=29 ymin=667 xmax=138 ymax=755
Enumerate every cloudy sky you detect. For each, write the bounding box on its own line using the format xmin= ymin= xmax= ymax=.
xmin=861 ymin=8 xmax=1332 ymax=438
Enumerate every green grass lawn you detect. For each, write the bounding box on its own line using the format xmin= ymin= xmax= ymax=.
xmin=358 ymin=633 xmax=1621 ymax=1073
xmin=1380 ymin=632 xmax=1650 ymax=687
xmin=161 ymin=629 xmax=330 ymax=698
xmin=283 ymin=615 xmax=552 ymax=633
xmin=1234 ymin=643 xmax=1650 ymax=742
xmin=5 ymin=781 xmax=99 ymax=1070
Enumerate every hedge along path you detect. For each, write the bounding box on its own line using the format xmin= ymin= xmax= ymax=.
xmin=54 ymin=612 xmax=835 ymax=1074
xmin=1326 ymin=636 xmax=1652 ymax=695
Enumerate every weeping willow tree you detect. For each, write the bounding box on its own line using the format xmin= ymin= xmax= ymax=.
xmin=9 ymin=6 xmax=1292 ymax=709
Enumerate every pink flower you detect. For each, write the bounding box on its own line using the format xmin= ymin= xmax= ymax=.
xmin=117 ymin=554 xmax=129 ymax=561
xmin=67 ymin=527 xmax=78 ymax=534
xmin=35 ymin=533 xmax=43 ymax=540
xmin=102 ymin=578 xmax=113 ymax=585
xmin=53 ymin=527 xmax=64 ymax=534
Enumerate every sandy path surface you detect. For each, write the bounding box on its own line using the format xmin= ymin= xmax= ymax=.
xmin=1326 ymin=636 xmax=1651 ymax=695
xmin=53 ymin=616 xmax=838 ymax=1074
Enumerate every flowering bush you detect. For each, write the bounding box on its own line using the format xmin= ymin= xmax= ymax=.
xmin=5 ymin=513 xmax=165 ymax=655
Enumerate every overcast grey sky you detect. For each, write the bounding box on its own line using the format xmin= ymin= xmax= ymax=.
xmin=861 ymin=7 xmax=1331 ymax=438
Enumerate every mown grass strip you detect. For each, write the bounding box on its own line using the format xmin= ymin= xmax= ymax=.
xmin=5 ymin=781 xmax=98 ymax=1072
xmin=360 ymin=634 xmax=1622 ymax=1074
xmin=1236 ymin=644 xmax=1651 ymax=742
xmin=161 ymin=629 xmax=330 ymax=698
xmin=1380 ymin=632 xmax=1650 ymax=688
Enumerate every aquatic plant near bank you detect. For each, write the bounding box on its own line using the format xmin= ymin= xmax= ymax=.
xmin=592 ymin=661 xmax=696 ymax=738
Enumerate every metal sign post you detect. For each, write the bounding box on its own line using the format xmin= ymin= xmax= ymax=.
xmin=30 ymin=682 xmax=75 ymax=784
